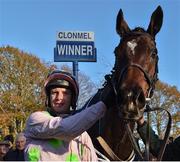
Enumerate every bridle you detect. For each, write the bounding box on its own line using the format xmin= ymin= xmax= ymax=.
xmin=110 ymin=33 xmax=159 ymax=120
xmin=113 ymin=31 xmax=159 ymax=100
xmin=116 ymin=63 xmax=158 ymax=98
xmin=91 ymin=31 xmax=171 ymax=161
xmin=105 ymin=32 xmax=171 ymax=161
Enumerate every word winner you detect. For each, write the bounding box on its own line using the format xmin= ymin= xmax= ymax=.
xmin=57 ymin=44 xmax=93 ymax=56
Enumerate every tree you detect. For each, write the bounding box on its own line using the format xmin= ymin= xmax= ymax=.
xmin=0 ymin=46 xmax=49 ymax=133
xmin=148 ymin=81 xmax=180 ymax=138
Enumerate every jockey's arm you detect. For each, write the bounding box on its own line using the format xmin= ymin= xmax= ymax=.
xmin=137 ymin=117 xmax=162 ymax=157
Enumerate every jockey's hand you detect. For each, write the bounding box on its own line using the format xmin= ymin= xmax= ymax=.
xmin=100 ymin=84 xmax=115 ymax=109
xmin=137 ymin=116 xmax=145 ymax=127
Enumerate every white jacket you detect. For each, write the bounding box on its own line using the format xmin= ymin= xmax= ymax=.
xmin=24 ymin=101 xmax=106 ymax=161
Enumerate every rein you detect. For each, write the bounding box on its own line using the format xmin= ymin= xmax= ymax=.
xmin=125 ymin=106 xmax=172 ymax=161
xmin=86 ymin=71 xmax=171 ymax=161
xmin=103 ymin=57 xmax=171 ymax=161
xmin=87 ymin=31 xmax=170 ymax=161
xmin=144 ymin=106 xmax=172 ymax=161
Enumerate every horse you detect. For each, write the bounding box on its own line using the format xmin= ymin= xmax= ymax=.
xmin=84 ymin=6 xmax=163 ymax=161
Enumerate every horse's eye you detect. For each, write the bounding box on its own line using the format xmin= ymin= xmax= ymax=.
xmin=151 ymin=48 xmax=157 ymax=59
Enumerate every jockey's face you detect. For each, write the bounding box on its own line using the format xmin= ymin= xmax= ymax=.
xmin=50 ymin=87 xmax=72 ymax=114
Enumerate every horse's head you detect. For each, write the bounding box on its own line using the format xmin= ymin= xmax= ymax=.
xmin=112 ymin=6 xmax=163 ymax=120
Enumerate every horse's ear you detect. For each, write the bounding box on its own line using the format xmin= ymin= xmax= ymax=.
xmin=116 ymin=9 xmax=131 ymax=37
xmin=147 ymin=6 xmax=163 ymax=37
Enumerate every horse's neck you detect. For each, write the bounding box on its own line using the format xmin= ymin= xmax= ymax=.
xmin=84 ymin=89 xmax=135 ymax=160
xmin=102 ymin=109 xmax=127 ymax=142
xmin=102 ymin=109 xmax=135 ymax=160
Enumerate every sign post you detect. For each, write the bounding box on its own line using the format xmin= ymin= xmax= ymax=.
xmin=54 ymin=31 xmax=96 ymax=81
xmin=73 ymin=61 xmax=78 ymax=81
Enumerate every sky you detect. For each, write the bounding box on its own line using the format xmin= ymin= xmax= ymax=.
xmin=0 ymin=0 xmax=180 ymax=90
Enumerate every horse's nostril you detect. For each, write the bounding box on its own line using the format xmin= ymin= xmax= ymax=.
xmin=136 ymin=89 xmax=145 ymax=108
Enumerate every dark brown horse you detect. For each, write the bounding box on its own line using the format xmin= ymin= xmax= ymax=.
xmin=84 ymin=6 xmax=163 ymax=161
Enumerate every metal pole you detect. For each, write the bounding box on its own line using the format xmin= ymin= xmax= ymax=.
xmin=72 ymin=61 xmax=78 ymax=82
xmin=145 ymin=110 xmax=150 ymax=161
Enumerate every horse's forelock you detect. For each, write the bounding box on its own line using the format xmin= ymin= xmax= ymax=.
xmin=132 ymin=27 xmax=146 ymax=33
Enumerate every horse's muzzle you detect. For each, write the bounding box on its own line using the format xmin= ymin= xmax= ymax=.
xmin=117 ymin=87 xmax=145 ymax=121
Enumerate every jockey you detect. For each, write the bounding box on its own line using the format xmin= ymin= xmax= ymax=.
xmin=24 ymin=70 xmax=113 ymax=161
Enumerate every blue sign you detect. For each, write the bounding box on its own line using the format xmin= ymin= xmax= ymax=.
xmin=54 ymin=31 xmax=97 ymax=62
